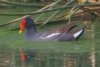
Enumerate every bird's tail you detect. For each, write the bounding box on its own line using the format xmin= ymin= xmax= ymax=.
xmin=69 ymin=26 xmax=86 ymax=40
xmin=73 ymin=26 xmax=86 ymax=40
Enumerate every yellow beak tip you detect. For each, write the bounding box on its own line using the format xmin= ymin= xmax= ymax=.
xmin=19 ymin=31 xmax=22 ymax=34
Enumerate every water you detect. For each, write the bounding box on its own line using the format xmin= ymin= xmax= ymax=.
xmin=0 ymin=45 xmax=95 ymax=67
xmin=0 ymin=2 xmax=99 ymax=67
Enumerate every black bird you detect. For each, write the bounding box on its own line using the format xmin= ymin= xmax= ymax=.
xmin=19 ymin=17 xmax=85 ymax=41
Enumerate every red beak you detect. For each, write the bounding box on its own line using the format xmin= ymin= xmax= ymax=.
xmin=19 ymin=19 xmax=25 ymax=34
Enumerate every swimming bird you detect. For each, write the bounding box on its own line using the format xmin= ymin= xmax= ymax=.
xmin=19 ymin=17 xmax=85 ymax=41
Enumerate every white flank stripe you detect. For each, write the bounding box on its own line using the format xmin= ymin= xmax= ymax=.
xmin=42 ymin=33 xmax=60 ymax=39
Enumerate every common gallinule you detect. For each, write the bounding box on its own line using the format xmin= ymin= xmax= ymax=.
xmin=19 ymin=17 xmax=85 ymax=41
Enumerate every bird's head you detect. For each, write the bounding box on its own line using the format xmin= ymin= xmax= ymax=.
xmin=19 ymin=17 xmax=36 ymax=34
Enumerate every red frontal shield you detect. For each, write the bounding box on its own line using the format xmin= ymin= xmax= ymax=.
xmin=19 ymin=20 xmax=25 ymax=34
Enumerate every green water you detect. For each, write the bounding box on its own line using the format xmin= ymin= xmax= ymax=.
xmin=0 ymin=4 xmax=99 ymax=67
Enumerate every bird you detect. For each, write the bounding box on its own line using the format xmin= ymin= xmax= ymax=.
xmin=19 ymin=17 xmax=85 ymax=41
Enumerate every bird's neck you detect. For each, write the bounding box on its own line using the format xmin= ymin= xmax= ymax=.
xmin=26 ymin=27 xmax=37 ymax=35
